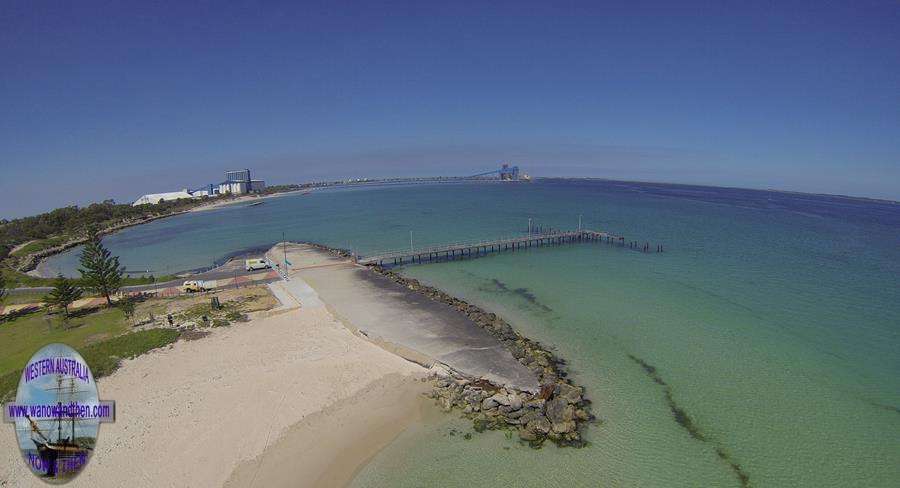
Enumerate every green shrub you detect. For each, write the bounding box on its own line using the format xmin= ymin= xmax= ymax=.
xmin=80 ymin=329 xmax=180 ymax=378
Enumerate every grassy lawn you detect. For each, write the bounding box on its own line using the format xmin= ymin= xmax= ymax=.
xmin=2 ymin=266 xmax=178 ymax=288
xmin=79 ymin=328 xmax=181 ymax=378
xmin=0 ymin=306 xmax=182 ymax=400
xmin=0 ymin=291 xmax=46 ymax=306
xmin=0 ymin=308 xmax=130 ymax=378
xmin=0 ymin=286 xmax=275 ymax=400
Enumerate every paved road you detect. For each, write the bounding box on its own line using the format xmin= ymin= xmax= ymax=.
xmin=7 ymin=259 xmax=276 ymax=295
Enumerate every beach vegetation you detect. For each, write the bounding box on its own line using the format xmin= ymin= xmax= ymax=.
xmin=78 ymin=328 xmax=180 ymax=378
xmin=118 ymin=296 xmax=136 ymax=325
xmin=0 ymin=284 xmax=275 ymax=400
xmin=0 ymin=199 xmax=200 ymax=255
xmin=0 ymin=302 xmax=180 ymax=400
xmin=224 ymin=310 xmax=248 ymax=322
xmin=9 ymin=235 xmax=69 ymax=257
xmin=0 ymin=267 xmax=177 ymax=289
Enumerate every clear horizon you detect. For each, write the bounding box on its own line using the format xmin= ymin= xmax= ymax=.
xmin=2 ymin=1 xmax=899 ymax=218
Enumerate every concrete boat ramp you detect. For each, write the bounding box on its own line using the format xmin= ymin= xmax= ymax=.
xmin=267 ymin=243 xmax=539 ymax=392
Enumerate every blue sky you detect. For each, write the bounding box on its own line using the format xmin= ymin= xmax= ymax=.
xmin=1 ymin=1 xmax=898 ymax=217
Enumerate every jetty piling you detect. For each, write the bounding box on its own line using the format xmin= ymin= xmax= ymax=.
xmin=358 ymin=227 xmax=663 ymax=267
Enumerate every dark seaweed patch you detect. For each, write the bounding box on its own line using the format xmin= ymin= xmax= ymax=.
xmin=488 ymin=279 xmax=553 ymax=312
xmin=628 ymin=354 xmax=750 ymax=487
xmin=868 ymin=401 xmax=900 ymax=415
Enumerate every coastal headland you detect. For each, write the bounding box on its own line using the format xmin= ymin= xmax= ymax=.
xmin=2 ymin=242 xmax=592 ymax=487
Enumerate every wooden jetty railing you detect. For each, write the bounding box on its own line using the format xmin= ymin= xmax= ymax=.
xmin=356 ymin=229 xmax=662 ymax=266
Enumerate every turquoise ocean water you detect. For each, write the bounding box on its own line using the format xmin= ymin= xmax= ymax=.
xmin=44 ymin=180 xmax=900 ymax=487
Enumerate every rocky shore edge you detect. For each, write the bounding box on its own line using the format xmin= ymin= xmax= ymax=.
xmin=302 ymin=241 xmax=595 ymax=448
xmin=17 ymin=211 xmax=191 ymax=273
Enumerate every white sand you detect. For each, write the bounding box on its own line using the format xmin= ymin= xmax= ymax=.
xmin=0 ymin=305 xmax=426 ymax=487
xmin=189 ymin=190 xmax=306 ymax=213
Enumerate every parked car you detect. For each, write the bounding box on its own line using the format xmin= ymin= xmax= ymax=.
xmin=181 ymin=280 xmax=211 ymax=293
xmin=245 ymin=258 xmax=271 ymax=271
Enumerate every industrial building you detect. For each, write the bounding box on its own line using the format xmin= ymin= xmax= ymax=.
xmin=468 ymin=163 xmax=529 ymax=181
xmin=498 ymin=163 xmax=520 ymax=181
xmin=132 ymin=189 xmax=198 ymax=206
xmin=219 ymin=169 xmax=265 ymax=195
xmin=132 ymin=168 xmax=265 ymax=206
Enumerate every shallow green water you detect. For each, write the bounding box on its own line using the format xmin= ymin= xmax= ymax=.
xmin=44 ymin=181 xmax=900 ymax=486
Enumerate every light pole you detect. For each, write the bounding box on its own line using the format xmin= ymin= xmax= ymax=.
xmin=410 ymin=230 xmax=414 ymax=253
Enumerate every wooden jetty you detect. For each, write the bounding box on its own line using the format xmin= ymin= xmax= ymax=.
xmin=356 ymin=229 xmax=662 ymax=267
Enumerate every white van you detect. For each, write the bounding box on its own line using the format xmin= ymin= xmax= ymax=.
xmin=182 ymin=280 xmax=211 ymax=293
xmin=245 ymin=258 xmax=270 ymax=271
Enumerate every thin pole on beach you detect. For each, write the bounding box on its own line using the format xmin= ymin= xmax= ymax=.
xmin=410 ymin=230 xmax=414 ymax=253
xmin=282 ymin=231 xmax=287 ymax=270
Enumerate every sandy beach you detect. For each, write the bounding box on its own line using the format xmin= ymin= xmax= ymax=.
xmin=189 ymin=189 xmax=308 ymax=213
xmin=1 ymin=288 xmax=427 ymax=487
xmin=2 ymin=243 xmax=549 ymax=487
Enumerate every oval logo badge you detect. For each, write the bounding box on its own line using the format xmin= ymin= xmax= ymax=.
xmin=5 ymin=344 xmax=115 ymax=483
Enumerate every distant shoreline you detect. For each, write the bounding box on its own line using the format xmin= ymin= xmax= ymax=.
xmin=24 ymin=176 xmax=895 ymax=282
xmin=535 ymin=176 xmax=900 ymax=205
xmin=22 ymin=190 xmax=308 ymax=279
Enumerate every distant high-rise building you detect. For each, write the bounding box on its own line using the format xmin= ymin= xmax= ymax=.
xmin=225 ymin=169 xmax=251 ymax=183
xmin=220 ymin=168 xmax=265 ymax=194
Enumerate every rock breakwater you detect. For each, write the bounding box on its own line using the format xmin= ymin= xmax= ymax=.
xmin=300 ymin=242 xmax=594 ymax=447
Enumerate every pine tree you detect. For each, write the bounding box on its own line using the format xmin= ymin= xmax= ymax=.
xmin=44 ymin=275 xmax=82 ymax=317
xmin=78 ymin=230 xmax=124 ymax=306
xmin=0 ymin=272 xmax=7 ymax=302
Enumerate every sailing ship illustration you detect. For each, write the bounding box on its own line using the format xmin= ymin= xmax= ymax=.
xmin=23 ymin=375 xmax=94 ymax=479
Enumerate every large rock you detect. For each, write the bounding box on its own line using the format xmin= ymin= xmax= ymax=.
xmin=488 ymin=392 xmax=512 ymax=407
xmin=482 ymin=397 xmax=499 ymax=410
xmin=509 ymin=343 xmax=527 ymax=359
xmin=556 ymin=383 xmax=583 ymax=404
xmin=507 ymin=394 xmax=524 ymax=411
xmin=525 ymin=398 xmax=546 ymax=410
xmin=545 ymin=397 xmax=574 ymax=424
xmin=505 ymin=407 xmax=527 ymax=419
xmin=525 ymin=416 xmax=552 ymax=435
xmin=492 ymin=320 xmax=516 ymax=340
xmin=551 ymin=420 xmax=576 ymax=434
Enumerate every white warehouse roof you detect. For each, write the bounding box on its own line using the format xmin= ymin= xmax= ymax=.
xmin=132 ymin=190 xmax=198 ymax=206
